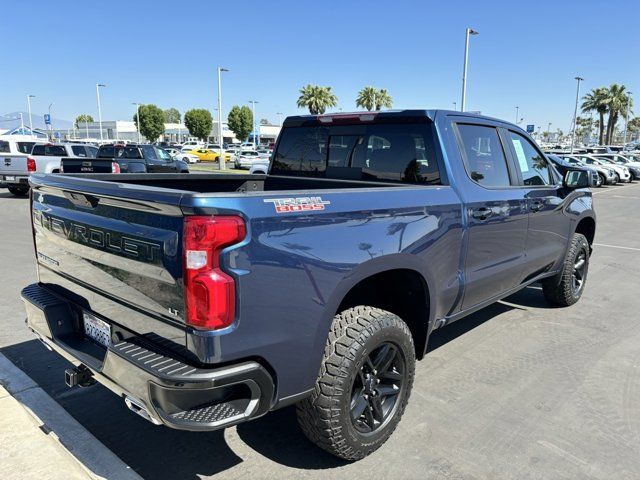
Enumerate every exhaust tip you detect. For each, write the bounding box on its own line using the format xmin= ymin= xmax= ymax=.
xmin=124 ymin=396 xmax=162 ymax=425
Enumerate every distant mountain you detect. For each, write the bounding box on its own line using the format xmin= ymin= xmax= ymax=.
xmin=0 ymin=112 xmax=73 ymax=131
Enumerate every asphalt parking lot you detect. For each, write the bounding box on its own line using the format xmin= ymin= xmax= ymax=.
xmin=1 ymin=183 xmax=640 ymax=479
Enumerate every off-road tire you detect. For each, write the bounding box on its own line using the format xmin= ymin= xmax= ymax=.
xmin=542 ymin=233 xmax=590 ymax=306
xmin=7 ymin=186 xmax=29 ymax=196
xmin=296 ymin=306 xmax=415 ymax=461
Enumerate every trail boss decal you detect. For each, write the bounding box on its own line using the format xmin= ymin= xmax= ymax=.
xmin=264 ymin=196 xmax=331 ymax=213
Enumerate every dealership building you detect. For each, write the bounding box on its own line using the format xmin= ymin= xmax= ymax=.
xmin=58 ymin=121 xmax=281 ymax=145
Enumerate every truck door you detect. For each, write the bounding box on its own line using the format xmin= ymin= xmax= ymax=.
xmin=455 ymin=123 xmax=529 ymax=310
xmin=503 ymin=129 xmax=570 ymax=277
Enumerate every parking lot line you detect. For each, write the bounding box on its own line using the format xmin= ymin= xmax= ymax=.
xmin=610 ymin=195 xmax=640 ymax=200
xmin=592 ymin=183 xmax=640 ymax=195
xmin=594 ymin=243 xmax=640 ymax=252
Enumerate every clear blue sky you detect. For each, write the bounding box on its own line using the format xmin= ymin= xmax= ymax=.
xmin=2 ymin=0 xmax=638 ymax=132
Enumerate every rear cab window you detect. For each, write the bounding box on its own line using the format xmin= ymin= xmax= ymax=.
xmin=17 ymin=142 xmax=36 ymax=154
xmin=271 ymin=122 xmax=441 ymax=184
xmin=31 ymin=145 xmax=68 ymax=156
xmin=0 ymin=141 xmax=10 ymax=153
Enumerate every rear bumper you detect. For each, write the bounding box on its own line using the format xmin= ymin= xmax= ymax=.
xmin=21 ymin=283 xmax=275 ymax=431
xmin=2 ymin=174 xmax=29 ymax=185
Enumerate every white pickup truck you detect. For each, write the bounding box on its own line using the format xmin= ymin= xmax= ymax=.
xmin=0 ymin=142 xmax=97 ymax=196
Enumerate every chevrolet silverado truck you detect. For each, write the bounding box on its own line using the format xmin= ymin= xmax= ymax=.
xmin=22 ymin=110 xmax=596 ymax=460
xmin=60 ymin=143 xmax=190 ymax=174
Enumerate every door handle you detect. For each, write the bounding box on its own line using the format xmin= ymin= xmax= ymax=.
xmin=471 ymin=207 xmax=493 ymax=220
xmin=530 ymin=201 xmax=544 ymax=212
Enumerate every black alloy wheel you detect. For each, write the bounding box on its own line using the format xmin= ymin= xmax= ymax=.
xmin=350 ymin=342 xmax=406 ymax=435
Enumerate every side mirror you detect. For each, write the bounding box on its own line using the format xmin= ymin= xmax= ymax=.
xmin=563 ymin=169 xmax=591 ymax=189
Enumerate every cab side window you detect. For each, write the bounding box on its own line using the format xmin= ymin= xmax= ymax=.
xmin=457 ymin=124 xmax=511 ymax=187
xmin=508 ymin=131 xmax=551 ymax=186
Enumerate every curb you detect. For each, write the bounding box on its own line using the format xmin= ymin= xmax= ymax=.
xmin=0 ymin=352 xmax=142 ymax=480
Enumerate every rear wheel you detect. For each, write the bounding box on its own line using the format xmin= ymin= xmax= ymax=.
xmin=296 ymin=306 xmax=415 ymax=461
xmin=542 ymin=233 xmax=590 ymax=306
xmin=7 ymin=186 xmax=29 ymax=196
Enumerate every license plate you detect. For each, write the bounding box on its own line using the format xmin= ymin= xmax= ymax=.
xmin=83 ymin=313 xmax=111 ymax=348
xmin=5 ymin=176 xmax=15 ymax=181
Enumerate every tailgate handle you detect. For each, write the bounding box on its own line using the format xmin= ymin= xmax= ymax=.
xmin=63 ymin=191 xmax=100 ymax=209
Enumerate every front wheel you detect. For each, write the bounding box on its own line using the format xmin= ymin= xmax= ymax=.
xmin=296 ymin=306 xmax=415 ymax=461
xmin=542 ymin=233 xmax=590 ymax=306
xmin=614 ymin=173 xmax=620 ymax=184
xmin=596 ymin=173 xmax=604 ymax=187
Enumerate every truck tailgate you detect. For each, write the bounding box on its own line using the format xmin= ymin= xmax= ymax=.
xmin=1 ymin=154 xmax=28 ymax=177
xmin=61 ymin=157 xmax=114 ymax=173
xmin=30 ymin=174 xmax=187 ymax=341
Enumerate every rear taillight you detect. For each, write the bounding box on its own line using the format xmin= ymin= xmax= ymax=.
xmin=183 ymin=216 xmax=246 ymax=330
xmin=111 ymin=162 xmax=121 ymax=173
xmin=27 ymin=157 xmax=36 ymax=172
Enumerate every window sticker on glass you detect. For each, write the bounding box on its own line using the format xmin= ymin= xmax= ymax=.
xmin=512 ymin=139 xmax=529 ymax=172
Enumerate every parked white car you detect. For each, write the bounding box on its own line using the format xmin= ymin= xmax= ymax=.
xmin=249 ymin=160 xmax=270 ymax=174
xmin=234 ymin=150 xmax=262 ymax=169
xmin=165 ymin=147 xmax=199 ymax=164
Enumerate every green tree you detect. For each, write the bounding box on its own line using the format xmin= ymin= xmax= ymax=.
xmin=296 ymin=84 xmax=338 ymax=114
xmin=375 ymin=89 xmax=393 ymax=110
xmin=74 ymin=114 xmax=94 ymax=129
xmin=581 ymin=87 xmax=609 ymax=145
xmin=356 ymin=86 xmax=377 ymax=111
xmin=227 ymin=106 xmax=253 ymax=142
xmin=133 ymin=104 xmax=165 ymax=142
xmin=356 ymin=87 xmax=393 ymax=111
xmin=604 ymin=83 xmax=632 ymax=145
xmin=184 ymin=109 xmax=213 ymax=141
xmin=163 ymin=108 xmax=181 ymax=123
xmin=627 ymin=117 xmax=640 ymax=133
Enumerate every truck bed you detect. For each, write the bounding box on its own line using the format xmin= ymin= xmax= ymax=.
xmin=54 ymin=172 xmax=412 ymax=193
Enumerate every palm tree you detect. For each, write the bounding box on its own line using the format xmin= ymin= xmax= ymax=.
xmin=604 ymin=83 xmax=632 ymax=144
xmin=296 ymin=84 xmax=338 ymax=115
xmin=356 ymin=87 xmax=394 ymax=111
xmin=581 ymin=87 xmax=609 ymax=145
xmin=375 ymin=89 xmax=393 ymax=110
xmin=356 ymin=86 xmax=377 ymax=111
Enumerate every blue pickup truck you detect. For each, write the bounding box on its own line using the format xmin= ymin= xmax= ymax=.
xmin=22 ymin=110 xmax=595 ymax=460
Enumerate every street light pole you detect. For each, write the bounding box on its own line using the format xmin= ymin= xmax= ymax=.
xmin=623 ymin=92 xmax=632 ymax=146
xmin=515 ymin=106 xmax=519 ymax=124
xmin=132 ymin=103 xmax=141 ymax=143
xmin=248 ymin=100 xmax=258 ymax=145
xmin=570 ymin=76 xmax=584 ymax=154
xmin=460 ymin=27 xmax=478 ymax=112
xmin=276 ymin=112 xmax=283 ymax=127
xmin=547 ymin=122 xmax=552 ymax=143
xmin=453 ymin=101 xmax=457 ymax=111
xmin=96 ymin=83 xmax=105 ymax=142
xmin=217 ymin=67 xmax=229 ymax=169
xmin=27 ymin=94 xmax=35 ymax=135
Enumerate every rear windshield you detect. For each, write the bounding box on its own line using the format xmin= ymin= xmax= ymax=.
xmin=17 ymin=142 xmax=36 ymax=154
xmin=31 ymin=145 xmax=67 ymax=156
xmin=271 ymin=123 xmax=441 ymax=184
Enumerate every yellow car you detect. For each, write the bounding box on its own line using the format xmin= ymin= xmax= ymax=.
xmin=189 ymin=149 xmax=231 ymax=162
